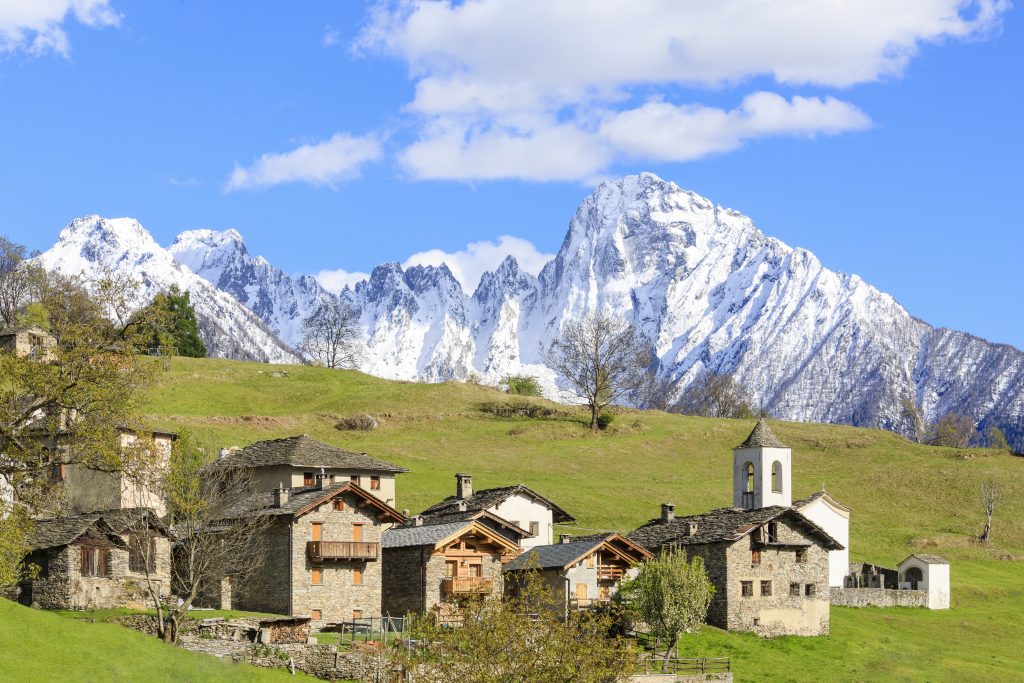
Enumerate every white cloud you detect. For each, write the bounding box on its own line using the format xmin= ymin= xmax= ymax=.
xmin=0 ymin=0 xmax=120 ymax=57
xmin=403 ymin=235 xmax=554 ymax=294
xmin=321 ymin=26 xmax=340 ymax=48
xmin=225 ymin=132 xmax=383 ymax=192
xmin=356 ymin=0 xmax=1008 ymax=182
xmin=314 ymin=268 xmax=370 ymax=294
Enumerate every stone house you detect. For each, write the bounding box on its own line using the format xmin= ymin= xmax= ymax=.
xmin=381 ymin=509 xmax=528 ymax=617
xmin=12 ymin=508 xmax=172 ymax=610
xmin=221 ymin=479 xmax=404 ymax=625
xmin=0 ymin=325 xmax=57 ymax=360
xmin=629 ymin=504 xmax=842 ymax=636
xmin=503 ymin=533 xmax=652 ymax=615
xmin=207 ymin=435 xmax=408 ymax=508
xmin=417 ymin=473 xmax=575 ymax=548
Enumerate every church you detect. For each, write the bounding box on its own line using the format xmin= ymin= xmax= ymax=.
xmin=628 ymin=419 xmax=847 ymax=637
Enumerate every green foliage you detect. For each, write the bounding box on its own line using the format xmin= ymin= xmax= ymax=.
xmin=596 ymin=412 xmax=615 ymax=429
xmin=501 ymin=374 xmax=542 ymax=397
xmin=0 ymin=504 xmax=33 ymax=587
xmin=928 ymin=412 xmax=977 ymax=448
xmin=135 ymin=285 xmax=207 ymax=357
xmin=618 ymin=548 xmax=714 ymax=662
xmin=985 ymin=425 xmax=1010 ymax=451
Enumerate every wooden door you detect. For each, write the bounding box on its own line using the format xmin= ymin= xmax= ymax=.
xmin=311 ymin=523 xmax=322 ymax=542
xmin=575 ymin=583 xmax=588 ymax=602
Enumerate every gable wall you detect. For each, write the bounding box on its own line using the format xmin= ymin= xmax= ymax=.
xmin=486 ymin=495 xmax=553 ymax=547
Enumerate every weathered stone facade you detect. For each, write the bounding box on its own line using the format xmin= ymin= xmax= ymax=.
xmin=829 ymin=587 xmax=929 ymax=608
xmin=382 ymin=546 xmax=504 ymax=616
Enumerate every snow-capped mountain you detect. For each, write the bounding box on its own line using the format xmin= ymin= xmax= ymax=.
xmin=37 ymin=216 xmax=299 ymax=363
xmin=36 ymin=174 xmax=1024 ymax=450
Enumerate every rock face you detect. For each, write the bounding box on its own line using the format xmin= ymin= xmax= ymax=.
xmin=36 ymin=174 xmax=1024 ymax=449
xmin=37 ymin=216 xmax=299 ymax=363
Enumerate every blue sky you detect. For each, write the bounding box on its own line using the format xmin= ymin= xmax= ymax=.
xmin=0 ymin=1 xmax=1021 ymax=347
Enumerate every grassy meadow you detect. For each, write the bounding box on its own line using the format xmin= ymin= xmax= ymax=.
xmin=9 ymin=355 xmax=1020 ymax=682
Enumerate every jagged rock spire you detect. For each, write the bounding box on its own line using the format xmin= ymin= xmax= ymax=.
xmin=736 ymin=418 xmax=788 ymax=449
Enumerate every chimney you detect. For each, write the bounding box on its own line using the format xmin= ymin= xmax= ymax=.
xmin=274 ymin=483 xmax=289 ymax=508
xmin=402 ymin=508 xmax=410 ymax=518
xmin=687 ymin=521 xmax=698 ymax=536
xmin=560 ymin=534 xmax=573 ymax=544
xmin=317 ymin=467 xmax=328 ymax=490
xmin=412 ymin=515 xmax=424 ymax=527
xmin=456 ymin=473 xmax=473 ymax=500
xmin=661 ymin=503 xmax=675 ymax=523
xmin=457 ymin=500 xmax=467 ymax=512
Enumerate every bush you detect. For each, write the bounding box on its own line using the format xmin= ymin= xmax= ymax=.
xmin=335 ymin=414 xmax=380 ymax=431
xmin=597 ymin=412 xmax=615 ymax=430
xmin=479 ymin=400 xmax=555 ymax=419
xmin=501 ymin=374 xmax=542 ymax=397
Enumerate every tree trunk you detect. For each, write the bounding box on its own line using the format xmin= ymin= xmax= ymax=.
xmin=979 ymin=511 xmax=993 ymax=543
xmin=590 ymin=404 xmax=599 ymax=431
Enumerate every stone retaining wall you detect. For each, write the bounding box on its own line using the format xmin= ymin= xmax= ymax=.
xmin=176 ymin=636 xmax=380 ymax=680
xmin=830 ymin=587 xmax=928 ymax=608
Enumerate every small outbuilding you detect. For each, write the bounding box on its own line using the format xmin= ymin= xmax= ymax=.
xmin=898 ymin=554 xmax=950 ymax=609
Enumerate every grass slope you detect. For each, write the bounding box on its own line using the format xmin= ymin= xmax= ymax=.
xmin=110 ymin=357 xmax=1024 ymax=680
xmin=0 ymin=599 xmax=310 ymax=682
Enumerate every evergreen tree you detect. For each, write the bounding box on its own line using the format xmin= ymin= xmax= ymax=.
xmin=135 ymin=285 xmax=207 ymax=357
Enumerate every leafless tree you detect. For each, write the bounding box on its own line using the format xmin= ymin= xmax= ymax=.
xmin=978 ymin=480 xmax=1000 ymax=544
xmin=300 ymin=297 xmax=362 ymax=369
xmin=123 ymin=508 xmax=173 ymax=639
xmin=632 ymin=368 xmax=677 ymax=411
xmin=542 ymin=313 xmax=652 ymax=431
xmin=901 ymin=398 xmax=926 ymax=444
xmin=674 ymin=372 xmax=754 ymax=419
xmin=164 ymin=432 xmax=269 ymax=642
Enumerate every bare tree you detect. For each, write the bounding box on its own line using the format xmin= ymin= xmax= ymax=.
xmin=901 ymin=398 xmax=926 ymax=444
xmin=542 ymin=313 xmax=652 ymax=431
xmin=633 ymin=368 xmax=677 ymax=411
xmin=300 ymin=297 xmax=362 ymax=369
xmin=928 ymin=413 xmax=976 ymax=448
xmin=164 ymin=432 xmax=269 ymax=642
xmin=674 ymin=372 xmax=754 ymax=419
xmin=978 ymin=480 xmax=1000 ymax=544
xmin=123 ymin=509 xmax=172 ymax=639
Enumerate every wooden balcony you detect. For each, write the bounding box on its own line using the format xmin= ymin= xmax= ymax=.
xmin=306 ymin=541 xmax=379 ymax=562
xmin=571 ymin=597 xmax=611 ymax=610
xmin=442 ymin=577 xmax=493 ymax=595
xmin=596 ymin=566 xmax=624 ymax=581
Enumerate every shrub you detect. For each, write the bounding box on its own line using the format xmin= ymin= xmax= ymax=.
xmin=479 ymin=400 xmax=555 ymax=419
xmin=500 ymin=374 xmax=543 ymax=397
xmin=335 ymin=414 xmax=380 ymax=431
xmin=597 ymin=412 xmax=615 ymax=430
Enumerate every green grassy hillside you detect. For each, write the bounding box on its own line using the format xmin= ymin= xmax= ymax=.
xmin=127 ymin=357 xmax=1024 ymax=680
xmin=0 ymin=599 xmax=309 ymax=682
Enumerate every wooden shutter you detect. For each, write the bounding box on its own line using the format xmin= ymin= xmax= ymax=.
xmin=311 ymin=523 xmax=322 ymax=542
xmin=352 ymin=568 xmax=363 ymax=586
xmin=352 ymin=524 xmax=363 ymax=542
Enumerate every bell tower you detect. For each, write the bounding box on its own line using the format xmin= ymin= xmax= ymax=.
xmin=732 ymin=418 xmax=792 ymax=509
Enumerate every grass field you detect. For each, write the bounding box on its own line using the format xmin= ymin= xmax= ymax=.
xmin=10 ymin=356 xmax=1022 ymax=682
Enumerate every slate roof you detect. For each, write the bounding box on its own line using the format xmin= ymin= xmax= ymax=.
xmin=792 ymin=490 xmax=851 ymax=512
xmin=419 ymin=484 xmax=574 ymax=523
xmin=504 ymin=538 xmax=603 ymax=571
xmin=207 ymin=435 xmax=408 ymax=473
xmin=903 ymin=554 xmax=949 ymax=565
xmin=736 ymin=418 xmax=788 ymax=449
xmin=78 ymin=508 xmax=173 ymax=537
xmin=382 ymin=521 xmax=472 ymax=549
xmin=26 ymin=516 xmax=127 ymax=551
xmin=222 ymin=482 xmax=404 ymax=522
xmin=628 ymin=506 xmax=843 ymax=551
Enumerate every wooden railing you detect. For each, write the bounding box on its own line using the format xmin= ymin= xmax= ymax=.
xmin=442 ymin=577 xmax=493 ymax=594
xmin=306 ymin=541 xmax=379 ymax=561
xmin=642 ymin=656 xmax=731 ymax=674
xmin=570 ymin=597 xmax=611 ymax=609
xmin=596 ymin=565 xmax=623 ymax=580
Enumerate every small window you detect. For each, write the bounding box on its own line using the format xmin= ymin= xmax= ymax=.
xmin=760 ymin=580 xmax=772 ymax=596
xmin=311 ymin=609 xmax=321 ymax=621
xmin=586 ymin=554 xmax=596 ymax=569
xmin=529 ymin=521 xmax=540 ymax=537
xmin=753 ymin=617 xmax=760 ymax=627
xmin=751 ymin=549 xmax=761 ymax=565
xmin=795 ymin=548 xmax=807 ymax=564
xmin=128 ymin=534 xmax=156 ymax=573
xmin=771 ymin=461 xmax=783 ymax=493
xmin=353 ymin=568 xmax=363 ymax=586
xmin=80 ymin=547 xmax=111 ymax=577
xmin=352 ymin=609 xmax=363 ymax=620
xmin=790 ymin=582 xmax=801 ymax=597
xmin=370 ymin=476 xmax=380 ymax=490
xmin=303 ymin=472 xmax=314 ymax=486
xmin=767 ymin=522 xmax=778 ymax=543
xmin=350 ymin=475 xmax=359 ymax=484
xmin=333 ymin=499 xmax=345 ymax=512
xmin=741 ymin=581 xmax=753 ymax=597
xmin=311 ymin=568 xmax=322 ymax=585
xmin=745 ymin=462 xmax=755 ymax=493
xmin=805 ymin=583 xmax=816 ymax=597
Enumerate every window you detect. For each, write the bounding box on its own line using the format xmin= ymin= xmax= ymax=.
xmin=745 ymin=462 xmax=755 ymax=492
xmin=760 ymin=580 xmax=772 ymax=596
xmin=128 ymin=534 xmax=156 ymax=573
xmin=598 ymin=585 xmax=610 ymax=600
xmin=586 ymin=554 xmax=596 ymax=569
xmin=795 ymin=548 xmax=807 ymax=564
xmin=529 ymin=521 xmax=540 ymax=537
xmin=352 ymin=610 xmax=363 ymax=620
xmin=741 ymin=581 xmax=753 ymax=597
xmin=751 ymin=549 xmax=761 ymax=565
xmin=467 ymin=563 xmax=482 ymax=578
xmin=303 ymin=472 xmax=314 ymax=486
xmin=790 ymin=582 xmax=801 ymax=597
xmin=333 ymin=499 xmax=345 ymax=512
xmin=311 ymin=568 xmax=322 ymax=585
xmin=350 ymin=475 xmax=359 ymax=484
xmin=80 ymin=547 xmax=110 ymax=577
xmin=767 ymin=522 xmax=778 ymax=543
xmin=370 ymin=476 xmax=380 ymax=490
xmin=353 ymin=568 xmax=363 ymax=586
xmin=771 ymin=461 xmax=783 ymax=493
xmin=352 ymin=524 xmax=363 ymax=542
xmin=311 ymin=609 xmax=321 ymax=621
xmin=445 ymin=560 xmax=457 ymax=578
xmin=805 ymin=583 xmax=816 ymax=597
xmin=311 ymin=523 xmax=322 ymax=542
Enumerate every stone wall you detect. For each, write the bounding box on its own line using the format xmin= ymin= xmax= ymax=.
xmin=829 ymin=587 xmax=928 ymax=608
xmin=382 ymin=546 xmax=428 ymax=615
xmin=176 ymin=636 xmax=381 ymax=681
xmin=229 ymin=520 xmax=291 ymax=615
xmin=22 ymin=543 xmax=149 ymax=610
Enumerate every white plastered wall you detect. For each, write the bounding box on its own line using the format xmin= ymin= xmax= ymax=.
xmin=797 ymin=497 xmax=850 ymax=587
xmin=899 ymin=557 xmax=950 ymax=609
xmin=732 ymin=446 xmax=792 ymax=509
xmin=488 ymin=495 xmax=554 ymax=548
